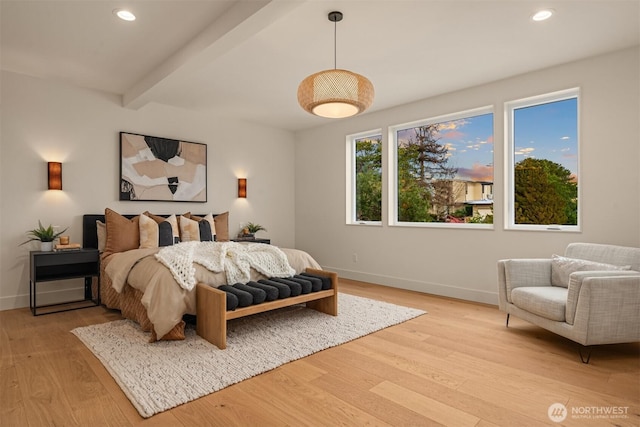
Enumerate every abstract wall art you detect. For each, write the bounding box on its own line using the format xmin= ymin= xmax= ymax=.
xmin=119 ymin=132 xmax=207 ymax=202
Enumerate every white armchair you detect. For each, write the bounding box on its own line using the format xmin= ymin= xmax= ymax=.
xmin=497 ymin=243 xmax=640 ymax=362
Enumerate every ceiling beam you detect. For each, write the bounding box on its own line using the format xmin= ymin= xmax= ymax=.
xmin=123 ymin=0 xmax=305 ymax=110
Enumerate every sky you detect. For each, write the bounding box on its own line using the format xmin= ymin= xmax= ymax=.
xmin=395 ymin=97 xmax=578 ymax=183
xmin=513 ymin=97 xmax=578 ymax=177
xmin=397 ymin=112 xmax=494 ymax=182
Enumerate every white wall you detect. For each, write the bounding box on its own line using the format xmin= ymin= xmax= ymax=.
xmin=0 ymin=71 xmax=296 ymax=310
xmin=294 ymin=47 xmax=640 ymax=304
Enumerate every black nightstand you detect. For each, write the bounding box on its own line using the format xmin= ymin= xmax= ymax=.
xmin=231 ymin=237 xmax=271 ymax=244
xmin=29 ymin=249 xmax=100 ymax=316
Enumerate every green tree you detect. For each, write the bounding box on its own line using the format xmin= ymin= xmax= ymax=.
xmin=397 ymin=144 xmax=431 ymax=222
xmin=355 ymin=138 xmax=382 ymax=221
xmin=514 ymin=158 xmax=577 ymax=225
xmin=397 ymin=124 xmax=457 ymax=222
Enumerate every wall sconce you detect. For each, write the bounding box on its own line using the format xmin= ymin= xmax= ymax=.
xmin=48 ymin=162 xmax=62 ymax=190
xmin=238 ymin=178 xmax=247 ymax=198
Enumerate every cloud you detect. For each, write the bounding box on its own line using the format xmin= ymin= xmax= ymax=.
xmin=457 ymin=163 xmax=494 ymax=182
xmin=515 ymin=147 xmax=535 ymax=156
xmin=561 ymin=136 xmax=570 ymax=140
xmin=438 ymin=119 xmax=468 ymax=131
xmin=441 ymin=130 xmax=465 ymax=140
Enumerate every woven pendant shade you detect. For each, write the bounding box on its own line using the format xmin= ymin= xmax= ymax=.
xmin=298 ymin=11 xmax=374 ymax=119
xmin=298 ymin=69 xmax=374 ymax=118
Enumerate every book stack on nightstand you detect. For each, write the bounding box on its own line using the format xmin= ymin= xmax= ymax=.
xmin=55 ymin=243 xmax=82 ymax=251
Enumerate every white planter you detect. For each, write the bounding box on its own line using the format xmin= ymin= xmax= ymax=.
xmin=40 ymin=241 xmax=54 ymax=252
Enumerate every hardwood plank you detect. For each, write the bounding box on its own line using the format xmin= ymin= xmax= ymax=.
xmin=324 ymin=341 xmax=551 ymax=427
xmin=243 ymin=363 xmax=391 ymax=426
xmin=12 ymin=352 xmax=81 ymax=426
xmin=71 ymin=396 xmax=133 ymax=427
xmin=371 ymin=380 xmax=480 ymax=427
xmin=307 ymin=349 xmax=450 ymax=426
xmin=0 ymin=362 xmax=27 ymax=426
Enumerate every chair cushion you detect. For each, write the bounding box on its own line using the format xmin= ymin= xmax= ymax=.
xmin=551 ymin=254 xmax=631 ymax=288
xmin=511 ymin=286 xmax=568 ymax=321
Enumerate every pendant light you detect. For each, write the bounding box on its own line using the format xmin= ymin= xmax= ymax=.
xmin=297 ymin=11 xmax=374 ymax=118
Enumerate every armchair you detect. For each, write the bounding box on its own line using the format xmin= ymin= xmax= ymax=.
xmin=497 ymin=242 xmax=640 ymax=362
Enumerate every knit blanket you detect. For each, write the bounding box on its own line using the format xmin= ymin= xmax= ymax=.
xmin=155 ymin=241 xmax=296 ymax=291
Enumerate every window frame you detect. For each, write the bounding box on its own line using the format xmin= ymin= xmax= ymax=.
xmin=504 ymin=88 xmax=581 ymax=232
xmin=388 ymin=106 xmax=495 ymax=229
xmin=346 ymin=129 xmax=383 ymax=226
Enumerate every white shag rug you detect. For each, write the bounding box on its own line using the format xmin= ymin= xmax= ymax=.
xmin=72 ymin=293 xmax=426 ymax=418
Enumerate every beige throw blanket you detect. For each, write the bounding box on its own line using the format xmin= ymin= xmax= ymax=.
xmin=155 ymin=241 xmax=295 ymax=290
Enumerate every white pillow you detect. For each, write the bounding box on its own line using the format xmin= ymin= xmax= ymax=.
xmin=96 ymin=220 xmax=106 ymax=252
xmin=551 ymin=254 xmax=631 ymax=287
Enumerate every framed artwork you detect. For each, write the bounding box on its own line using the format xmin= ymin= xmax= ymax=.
xmin=119 ymin=132 xmax=207 ymax=202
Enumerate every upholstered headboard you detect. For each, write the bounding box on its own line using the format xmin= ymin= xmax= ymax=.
xmin=82 ymin=213 xmax=216 ymax=249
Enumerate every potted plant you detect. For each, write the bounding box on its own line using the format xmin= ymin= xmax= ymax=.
xmin=21 ymin=220 xmax=68 ymax=251
xmin=240 ymin=222 xmax=267 ymax=238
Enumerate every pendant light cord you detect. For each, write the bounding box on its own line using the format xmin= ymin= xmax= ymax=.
xmin=333 ymin=18 xmax=337 ymax=69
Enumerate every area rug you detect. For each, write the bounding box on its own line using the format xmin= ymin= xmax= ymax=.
xmin=71 ymin=293 xmax=426 ymax=418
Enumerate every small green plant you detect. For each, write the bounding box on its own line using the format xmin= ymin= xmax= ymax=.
xmin=245 ymin=222 xmax=267 ymax=234
xmin=21 ymin=220 xmax=68 ymax=244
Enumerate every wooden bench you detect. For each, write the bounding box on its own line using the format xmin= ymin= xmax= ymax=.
xmin=195 ymin=268 xmax=338 ymax=349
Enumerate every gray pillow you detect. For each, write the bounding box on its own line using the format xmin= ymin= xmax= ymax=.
xmin=551 ymin=254 xmax=631 ymax=287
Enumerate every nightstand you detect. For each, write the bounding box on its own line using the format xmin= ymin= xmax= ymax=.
xmin=29 ymin=249 xmax=100 ymax=316
xmin=231 ymin=238 xmax=271 ymax=244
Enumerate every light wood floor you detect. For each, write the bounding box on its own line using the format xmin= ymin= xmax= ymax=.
xmin=1 ymin=279 xmax=638 ymax=426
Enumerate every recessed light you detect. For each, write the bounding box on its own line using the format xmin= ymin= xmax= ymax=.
xmin=114 ymin=9 xmax=136 ymax=21
xmin=532 ymin=9 xmax=554 ymax=22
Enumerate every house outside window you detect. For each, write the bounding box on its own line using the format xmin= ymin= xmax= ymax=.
xmin=389 ymin=107 xmax=494 ymax=227
xmin=346 ymin=131 xmax=382 ymax=224
xmin=505 ymin=88 xmax=579 ymax=231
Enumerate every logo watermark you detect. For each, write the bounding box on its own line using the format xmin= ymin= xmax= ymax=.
xmin=548 ymin=403 xmax=567 ymax=423
xmin=548 ymin=403 xmax=629 ymax=423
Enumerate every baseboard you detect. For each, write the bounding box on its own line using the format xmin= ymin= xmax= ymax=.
xmin=1 ymin=270 xmax=500 ymax=310
xmin=0 ymin=286 xmax=85 ymax=311
xmin=324 ymin=266 xmax=499 ymax=306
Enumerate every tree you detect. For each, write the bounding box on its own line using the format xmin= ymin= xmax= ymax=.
xmin=397 ymin=124 xmax=458 ymax=221
xmin=355 ymin=138 xmax=382 ymax=221
xmin=514 ymin=158 xmax=577 ymax=225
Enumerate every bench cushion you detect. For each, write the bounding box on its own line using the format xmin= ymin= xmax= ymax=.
xmin=511 ymin=286 xmax=568 ymax=321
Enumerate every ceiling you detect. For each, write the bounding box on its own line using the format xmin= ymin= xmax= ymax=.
xmin=2 ymin=1 xmax=639 ymax=132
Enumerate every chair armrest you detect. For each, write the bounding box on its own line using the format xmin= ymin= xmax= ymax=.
xmin=498 ymin=259 xmax=552 ymax=308
xmin=566 ymin=271 xmax=640 ymax=325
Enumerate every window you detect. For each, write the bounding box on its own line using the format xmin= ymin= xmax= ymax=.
xmin=389 ymin=107 xmax=494 ymax=227
xmin=346 ymin=131 xmax=382 ymax=224
xmin=505 ymin=88 xmax=579 ymax=231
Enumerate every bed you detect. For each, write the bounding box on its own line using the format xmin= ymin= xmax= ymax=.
xmin=83 ymin=209 xmax=337 ymax=347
